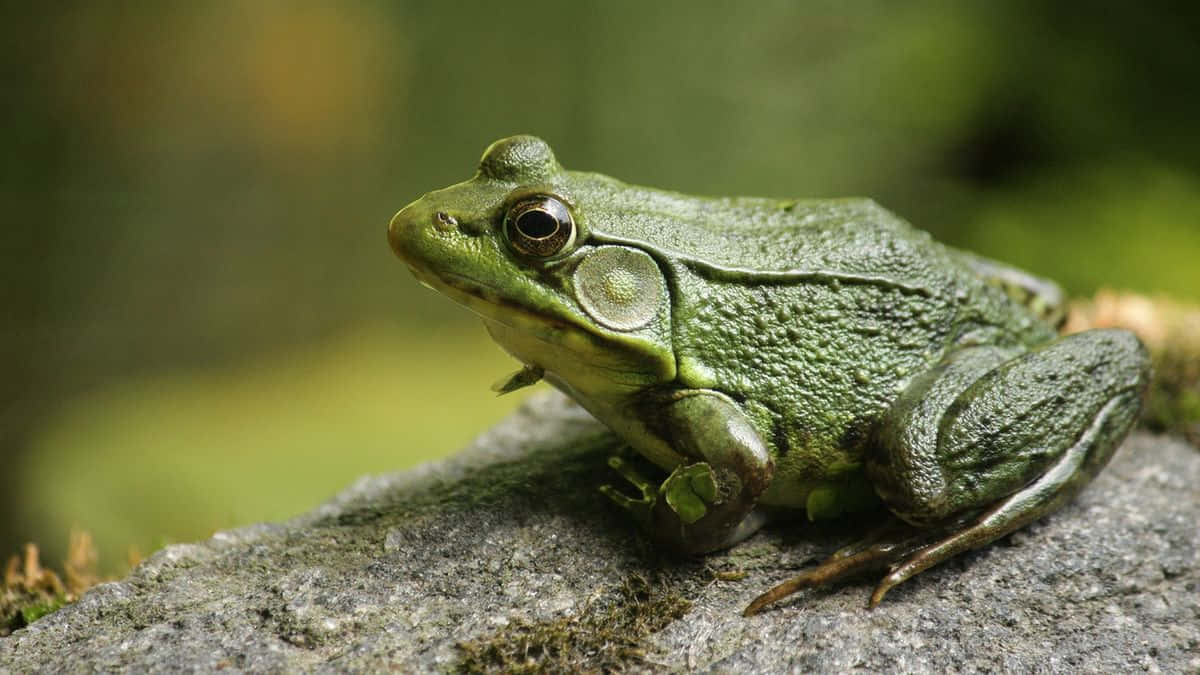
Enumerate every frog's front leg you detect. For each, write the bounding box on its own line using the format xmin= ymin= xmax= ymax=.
xmin=746 ymin=329 xmax=1149 ymax=614
xmin=602 ymin=390 xmax=774 ymax=555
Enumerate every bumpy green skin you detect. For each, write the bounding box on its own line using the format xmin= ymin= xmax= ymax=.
xmin=389 ymin=136 xmax=1151 ymax=606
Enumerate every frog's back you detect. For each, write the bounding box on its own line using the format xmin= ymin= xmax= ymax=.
xmin=580 ymin=183 xmax=950 ymax=290
xmin=669 ymin=196 xmax=947 ymax=285
xmin=575 ymin=178 xmax=1059 ymax=350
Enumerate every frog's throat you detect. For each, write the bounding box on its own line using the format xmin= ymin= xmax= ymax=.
xmin=408 ymin=266 xmax=575 ymax=337
xmin=407 ymin=266 xmax=675 ymax=385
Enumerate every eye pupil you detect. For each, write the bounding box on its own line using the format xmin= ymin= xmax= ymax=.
xmin=505 ymin=196 xmax=576 ymax=257
xmin=515 ymin=209 xmax=558 ymax=239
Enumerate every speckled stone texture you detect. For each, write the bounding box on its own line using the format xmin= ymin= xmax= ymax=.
xmin=2 ymin=392 xmax=1198 ymax=672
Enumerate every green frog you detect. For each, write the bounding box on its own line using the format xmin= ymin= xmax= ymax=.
xmin=387 ymin=135 xmax=1150 ymax=614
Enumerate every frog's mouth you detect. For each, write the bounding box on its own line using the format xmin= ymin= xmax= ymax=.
xmin=406 ymin=265 xmax=586 ymax=344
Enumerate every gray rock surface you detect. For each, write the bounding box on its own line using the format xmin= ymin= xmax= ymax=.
xmin=2 ymin=392 xmax=1198 ymax=672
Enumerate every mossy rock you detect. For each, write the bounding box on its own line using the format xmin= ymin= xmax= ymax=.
xmin=1 ymin=393 xmax=1198 ymax=671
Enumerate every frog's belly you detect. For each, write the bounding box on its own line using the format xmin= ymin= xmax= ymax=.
xmin=755 ymin=418 xmax=874 ymax=509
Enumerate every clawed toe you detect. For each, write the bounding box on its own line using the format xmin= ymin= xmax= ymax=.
xmin=742 ymin=520 xmax=943 ymax=615
xmin=600 ymin=455 xmax=657 ymax=525
xmin=743 ymin=544 xmax=894 ymax=616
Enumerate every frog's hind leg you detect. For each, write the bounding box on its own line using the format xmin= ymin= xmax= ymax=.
xmin=867 ymin=394 xmax=1135 ymax=606
xmin=745 ymin=330 xmax=1149 ymax=614
xmin=746 ymin=346 xmax=1017 ymax=615
xmin=866 ymin=328 xmax=1149 ymax=605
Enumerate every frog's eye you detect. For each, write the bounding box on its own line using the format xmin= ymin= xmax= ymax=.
xmin=504 ymin=196 xmax=576 ymax=258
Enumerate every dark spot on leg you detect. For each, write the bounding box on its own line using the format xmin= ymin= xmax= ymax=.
xmin=772 ymin=420 xmax=790 ymax=457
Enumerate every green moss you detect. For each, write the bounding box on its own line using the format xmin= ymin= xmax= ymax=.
xmin=456 ymin=573 xmax=692 ymax=673
xmin=1065 ymin=292 xmax=1200 ymax=448
xmin=19 ymin=595 xmax=67 ymax=624
xmin=1 ymin=589 xmax=67 ymax=636
xmin=1142 ymin=348 xmax=1200 ymax=446
xmin=2 ymin=534 xmax=107 ymax=636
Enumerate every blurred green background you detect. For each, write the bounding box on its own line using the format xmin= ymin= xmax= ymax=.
xmin=4 ymin=2 xmax=1198 ymax=572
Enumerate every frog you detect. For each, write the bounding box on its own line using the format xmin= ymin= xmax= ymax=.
xmin=387 ymin=135 xmax=1150 ymax=614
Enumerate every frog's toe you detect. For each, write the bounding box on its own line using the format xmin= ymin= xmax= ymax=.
xmin=604 ymin=455 xmax=655 ymax=496
xmin=600 ymin=456 xmax=657 ymax=525
xmin=599 ymin=484 xmax=653 ymax=526
xmin=742 ymin=520 xmax=933 ymax=616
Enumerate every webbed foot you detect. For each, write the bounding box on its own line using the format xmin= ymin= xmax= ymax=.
xmin=601 ymin=390 xmax=774 ymax=555
xmin=662 ymin=463 xmax=719 ymax=524
xmin=600 ymin=456 xmax=718 ymax=527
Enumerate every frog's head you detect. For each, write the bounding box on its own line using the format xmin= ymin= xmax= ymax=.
xmin=388 ymin=136 xmax=675 ymax=396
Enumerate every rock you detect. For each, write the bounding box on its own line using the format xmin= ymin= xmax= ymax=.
xmin=2 ymin=392 xmax=1198 ymax=672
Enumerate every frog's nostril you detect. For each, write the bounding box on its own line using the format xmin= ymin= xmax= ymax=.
xmin=434 ymin=211 xmax=458 ymax=231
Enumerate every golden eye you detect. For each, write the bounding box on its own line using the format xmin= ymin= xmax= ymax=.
xmin=504 ymin=196 xmax=575 ymax=257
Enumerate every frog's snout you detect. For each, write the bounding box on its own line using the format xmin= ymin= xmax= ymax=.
xmin=387 ymin=203 xmax=427 ymax=261
xmin=387 ymin=207 xmax=407 ymax=258
xmin=389 ymin=199 xmax=470 ymax=280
